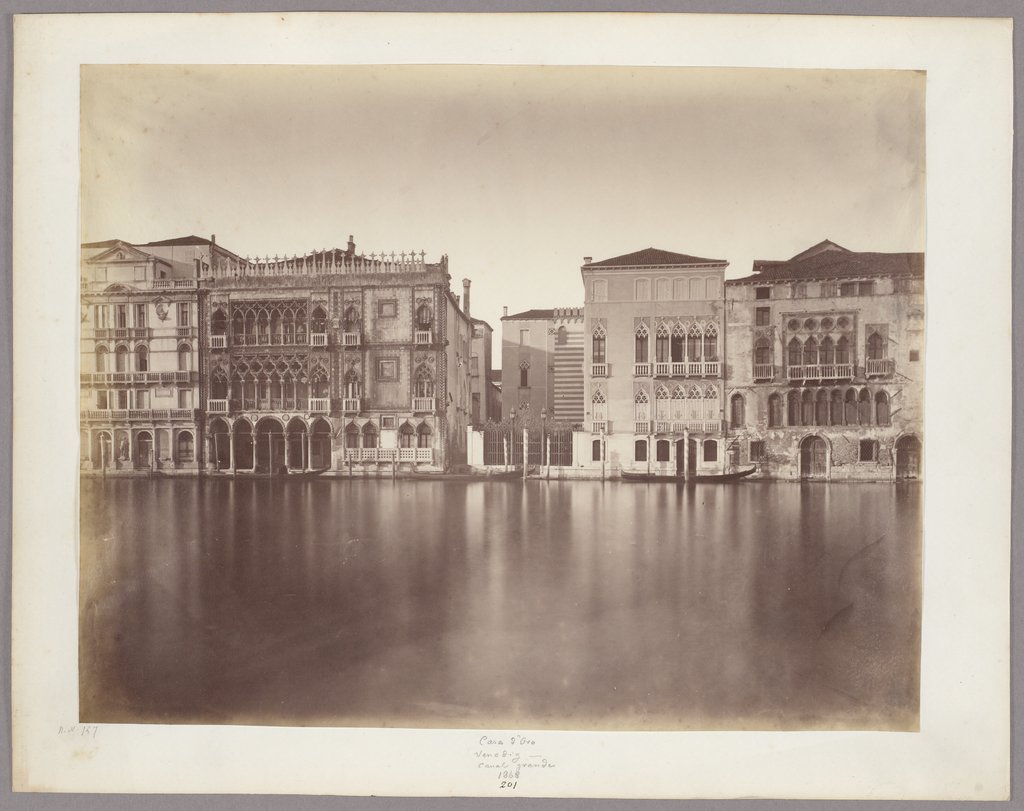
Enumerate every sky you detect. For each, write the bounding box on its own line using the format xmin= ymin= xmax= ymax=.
xmin=81 ymin=65 xmax=925 ymax=368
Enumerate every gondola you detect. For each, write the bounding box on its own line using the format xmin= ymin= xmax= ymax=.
xmin=230 ymin=466 xmax=332 ymax=480
xmin=619 ymin=465 xmax=757 ymax=483
xmin=407 ymin=469 xmax=523 ymax=482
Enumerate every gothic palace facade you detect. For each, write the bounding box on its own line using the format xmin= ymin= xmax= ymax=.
xmin=80 ymin=235 xmax=481 ymax=475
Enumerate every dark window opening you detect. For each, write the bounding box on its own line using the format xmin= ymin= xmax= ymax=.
xmin=755 ymin=287 xmax=770 ymax=300
xmin=859 ymin=439 xmax=878 ymax=462
xmin=634 ymin=440 xmax=647 ymax=462
xmin=755 ymin=307 xmax=770 ymax=326
xmin=703 ymin=440 xmax=718 ymax=462
xmin=749 ymin=440 xmax=766 ymax=461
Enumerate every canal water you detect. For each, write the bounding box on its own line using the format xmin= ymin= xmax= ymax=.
xmin=79 ymin=479 xmax=921 ymax=731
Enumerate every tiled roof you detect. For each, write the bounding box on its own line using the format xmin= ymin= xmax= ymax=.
xmin=502 ymin=309 xmax=556 ymax=320
xmin=585 ymin=247 xmax=726 ymax=268
xmin=81 ymin=239 xmax=124 ymax=249
xmin=729 ymin=243 xmax=924 ymax=284
xmin=139 ymin=235 xmax=214 ymax=247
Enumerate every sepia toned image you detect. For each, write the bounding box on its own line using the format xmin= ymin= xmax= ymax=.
xmin=76 ymin=63 xmax=925 ymax=734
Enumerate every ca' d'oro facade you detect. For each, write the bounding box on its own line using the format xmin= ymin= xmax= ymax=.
xmin=80 ymin=234 xmax=486 ymax=475
xmin=724 ymin=240 xmax=923 ymax=481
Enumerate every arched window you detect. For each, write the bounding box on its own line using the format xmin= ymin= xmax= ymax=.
xmin=801 ymin=389 xmax=815 ymax=425
xmin=176 ymin=431 xmax=194 ymax=462
xmin=768 ymin=393 xmax=783 ymax=427
xmin=177 ymin=344 xmax=191 ymax=372
xmin=704 ymin=385 xmax=718 ymax=421
xmin=875 ymin=391 xmax=891 ymax=425
xmin=754 ymin=338 xmax=771 ymax=366
xmin=703 ymin=322 xmax=718 ymax=361
xmin=311 ymin=372 xmax=329 ymax=399
xmin=866 ymin=331 xmax=885 ymax=361
xmin=686 ymin=385 xmax=702 ymax=422
xmin=344 ymin=369 xmax=361 ymax=399
xmin=634 ymin=439 xmax=648 ymax=462
xmin=361 ymin=422 xmax=379 ymax=449
xmin=115 ymin=345 xmax=128 ymax=372
xmin=344 ymin=423 xmax=360 ymax=449
xmin=820 ymin=336 xmax=835 ymax=365
xmin=416 ymin=304 xmax=432 ymax=328
xmin=803 ymin=337 xmax=818 ymax=367
xmin=634 ymin=389 xmax=650 ymax=421
xmin=830 ymin=389 xmax=844 ymax=425
xmin=815 ymin=389 xmax=829 ymax=426
xmin=671 ymin=323 xmax=685 ymax=362
xmin=592 ymin=389 xmax=607 ymax=421
xmin=211 ymin=308 xmax=227 ymax=336
xmin=730 ymin=393 xmax=744 ymax=427
xmin=670 ymin=385 xmax=686 ymax=420
xmin=592 ymin=324 xmax=606 ymax=364
xmin=858 ymin=388 xmax=872 ymax=425
xmin=656 ymin=439 xmax=671 ymax=461
xmin=845 ymin=388 xmax=859 ymax=424
xmin=398 ymin=422 xmax=415 ymax=448
xmin=416 ymin=422 xmax=433 ymax=449
xmin=211 ymin=372 xmax=228 ymax=399
xmin=787 ymin=390 xmax=800 ymax=426
xmin=96 ymin=346 xmax=108 ymax=372
xmin=836 ymin=335 xmax=850 ymax=364
xmin=556 ymin=325 xmax=568 ymax=346
xmin=519 ymin=360 xmax=529 ymax=388
xmin=655 ymin=385 xmax=670 ymax=420
xmin=310 ymin=306 xmax=327 ymax=333
xmin=788 ymin=337 xmax=802 ymax=368
xmin=343 ymin=305 xmax=360 ymax=329
xmin=634 ymin=324 xmax=649 ymax=363
xmin=416 ymin=366 xmax=435 ymax=398
xmin=687 ymin=323 xmax=702 ymax=362
xmin=703 ymin=439 xmax=718 ymax=462
xmin=655 ymin=323 xmax=670 ymax=362
xmin=592 ymin=439 xmax=602 ymax=462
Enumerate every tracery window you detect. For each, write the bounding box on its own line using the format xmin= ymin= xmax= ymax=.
xmin=655 ymin=385 xmax=670 ymax=420
xmin=634 ymin=389 xmax=650 ymax=422
xmin=634 ymin=324 xmax=649 ymax=363
xmin=655 ymin=323 xmax=670 ymax=363
xmin=592 ymin=324 xmax=607 ymax=364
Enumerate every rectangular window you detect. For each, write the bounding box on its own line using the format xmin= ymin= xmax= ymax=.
xmin=114 ymin=304 xmax=127 ymax=328
xmin=791 ymin=283 xmax=807 ymax=299
xmin=135 ymin=389 xmax=149 ymax=409
xmin=634 ymin=440 xmax=647 ymax=462
xmin=703 ymin=440 xmax=718 ymax=462
xmin=592 ymin=279 xmax=608 ymax=301
xmin=840 ymin=282 xmax=858 ymax=296
xmin=177 ymin=302 xmax=190 ymax=326
xmin=755 ymin=307 xmax=771 ymax=327
xmin=859 ymin=281 xmax=875 ymax=295
xmin=95 ymin=306 xmax=108 ymax=328
xmin=116 ymin=390 xmax=128 ymax=409
xmin=909 ymin=349 xmax=920 ymax=362
xmin=381 ymin=415 xmax=397 ymax=430
xmin=520 ymin=366 xmax=529 ymax=387
xmin=749 ymin=440 xmax=765 ymax=462
xmin=377 ymin=300 xmax=398 ymax=318
xmin=519 ymin=329 xmax=530 ymax=345
xmin=96 ymin=390 xmax=109 ymax=409
xmin=820 ymin=282 xmax=838 ymax=297
xmin=754 ymin=287 xmax=770 ymax=300
xmin=134 ymin=303 xmax=147 ymax=328
xmin=134 ymin=266 xmax=147 ymax=281
xmin=859 ymin=440 xmax=878 ymax=462
xmin=635 ymin=279 xmax=651 ymax=301
xmin=177 ymin=389 xmax=191 ymax=408
xmin=377 ymin=359 xmax=398 ymax=381
xmin=655 ymin=278 xmax=670 ymax=300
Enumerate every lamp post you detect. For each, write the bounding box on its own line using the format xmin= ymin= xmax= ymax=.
xmin=508 ymin=408 xmax=515 ymax=473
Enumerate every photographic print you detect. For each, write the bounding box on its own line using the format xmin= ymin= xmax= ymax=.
xmin=12 ymin=11 xmax=1011 ymax=800
xmin=77 ymin=64 xmax=924 ymax=732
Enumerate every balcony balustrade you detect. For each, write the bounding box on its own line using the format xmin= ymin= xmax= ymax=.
xmin=654 ymin=362 xmax=672 ymax=377
xmin=686 ymin=361 xmax=703 ymax=376
xmin=786 ymin=363 xmax=853 ymax=382
xmin=209 ymin=334 xmax=227 ymax=349
xmin=702 ymin=361 xmax=721 ymax=377
xmin=591 ymin=363 xmax=608 ymax=377
xmin=633 ymin=363 xmax=651 ymax=377
xmin=342 ymin=332 xmax=360 ymax=347
xmin=310 ymin=333 xmax=328 ymax=347
xmin=81 ymin=371 xmax=193 ymax=385
xmin=634 ymin=421 xmax=651 ymax=435
xmin=342 ymin=398 xmax=361 ymax=413
xmin=348 ymin=447 xmax=433 ymax=463
xmin=308 ymin=397 xmax=330 ymax=413
xmin=151 ymin=279 xmax=197 ymax=289
xmin=413 ymin=397 xmax=436 ymax=413
xmin=865 ymin=358 xmax=895 ymax=377
xmin=753 ymin=363 xmax=774 ymax=381
xmin=83 ymin=408 xmax=197 ymax=422
xmin=208 ymin=399 xmax=228 ymax=413
xmin=176 ymin=326 xmax=195 ymax=338
xmin=590 ymin=420 xmax=608 ymax=433
xmin=415 ymin=330 xmax=433 ymax=345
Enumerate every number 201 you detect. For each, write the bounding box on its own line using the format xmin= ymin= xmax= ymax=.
xmin=499 ymin=781 xmax=518 ymax=789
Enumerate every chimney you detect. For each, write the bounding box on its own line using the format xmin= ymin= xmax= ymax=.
xmin=347 ymin=235 xmax=355 ymax=257
xmin=462 ymin=279 xmax=471 ymax=317
xmin=584 ymin=256 xmax=592 ymax=264
xmin=503 ymin=306 xmax=508 ymax=318
xmin=210 ymin=234 xmax=216 ymax=245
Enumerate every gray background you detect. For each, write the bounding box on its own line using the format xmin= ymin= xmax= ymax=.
xmin=1 ymin=1 xmax=1019 ymax=809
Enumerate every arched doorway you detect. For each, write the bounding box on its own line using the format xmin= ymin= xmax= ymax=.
xmin=94 ymin=431 xmax=113 ymax=469
xmin=285 ymin=417 xmax=308 ymax=470
xmin=255 ymin=418 xmax=285 ymax=473
xmin=209 ymin=418 xmax=230 ymax=470
xmin=135 ymin=430 xmax=153 ymax=469
xmin=799 ymin=435 xmax=828 ymax=479
xmin=675 ymin=438 xmax=686 ymax=474
xmin=310 ymin=418 xmax=332 ymax=469
xmin=686 ymin=437 xmax=697 ymax=475
xmin=895 ymin=435 xmax=921 ymax=479
xmin=233 ymin=419 xmax=254 ymax=471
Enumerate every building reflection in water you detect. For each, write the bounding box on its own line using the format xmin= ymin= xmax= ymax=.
xmin=80 ymin=479 xmax=920 ymax=730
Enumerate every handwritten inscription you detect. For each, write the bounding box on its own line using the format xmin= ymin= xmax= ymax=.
xmin=58 ymin=724 xmax=100 ymax=740
xmin=474 ymin=733 xmax=555 ymax=790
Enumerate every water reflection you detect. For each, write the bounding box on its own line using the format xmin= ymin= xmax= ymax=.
xmin=80 ymin=479 xmax=920 ymax=730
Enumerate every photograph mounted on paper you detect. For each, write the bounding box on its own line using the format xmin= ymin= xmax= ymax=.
xmin=78 ymin=64 xmax=924 ymax=732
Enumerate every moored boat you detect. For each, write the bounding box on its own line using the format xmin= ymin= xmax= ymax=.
xmin=620 ymin=465 xmax=756 ymax=483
